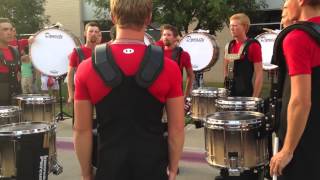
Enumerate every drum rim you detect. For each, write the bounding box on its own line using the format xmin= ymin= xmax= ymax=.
xmin=0 ymin=122 xmax=56 ymax=136
xmin=191 ymin=87 xmax=228 ymax=97
xmin=205 ymin=111 xmax=265 ymax=126
xmin=216 ymin=96 xmax=264 ymax=105
xmin=29 ymin=27 xmax=81 ymax=77
xmin=179 ymin=32 xmax=219 ymax=71
xmin=144 ymin=32 xmax=154 ymax=45
xmin=13 ymin=94 xmax=55 ymax=104
xmin=0 ymin=106 xmax=22 ymax=117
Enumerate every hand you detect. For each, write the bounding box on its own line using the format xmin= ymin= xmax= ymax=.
xmin=270 ymin=149 xmax=293 ymax=177
xmin=68 ymin=95 xmax=74 ymax=103
xmin=168 ymin=170 xmax=177 ymax=180
xmin=82 ymin=174 xmax=93 ymax=180
xmin=28 ymin=36 xmax=35 ymax=44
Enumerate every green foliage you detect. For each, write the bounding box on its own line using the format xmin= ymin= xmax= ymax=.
xmin=85 ymin=0 xmax=267 ymax=34
xmin=0 ymin=0 xmax=49 ymax=34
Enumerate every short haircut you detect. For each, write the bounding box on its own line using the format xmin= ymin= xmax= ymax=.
xmin=0 ymin=18 xmax=11 ymax=25
xmin=230 ymin=13 xmax=251 ymax=33
xmin=110 ymin=0 xmax=152 ymax=29
xmin=84 ymin=22 xmax=100 ymax=32
xmin=306 ymin=0 xmax=320 ymax=6
xmin=160 ymin=24 xmax=179 ymax=37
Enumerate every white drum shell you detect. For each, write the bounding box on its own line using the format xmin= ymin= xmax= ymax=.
xmin=255 ymin=32 xmax=278 ymax=70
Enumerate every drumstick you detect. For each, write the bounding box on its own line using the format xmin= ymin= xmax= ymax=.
xmin=273 ymin=136 xmax=279 ymax=180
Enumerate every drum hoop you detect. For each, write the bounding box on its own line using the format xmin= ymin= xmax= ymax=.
xmin=144 ymin=32 xmax=154 ymax=45
xmin=29 ymin=27 xmax=81 ymax=75
xmin=0 ymin=122 xmax=56 ymax=137
xmin=13 ymin=94 xmax=55 ymax=104
xmin=180 ymin=32 xmax=219 ymax=71
xmin=216 ymin=97 xmax=264 ymax=105
xmin=206 ymin=111 xmax=265 ymax=126
xmin=191 ymin=88 xmax=228 ymax=97
xmin=0 ymin=106 xmax=21 ymax=117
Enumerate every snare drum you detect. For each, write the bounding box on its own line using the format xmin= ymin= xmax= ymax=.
xmin=255 ymin=32 xmax=278 ymax=70
xmin=216 ymin=97 xmax=264 ymax=113
xmin=0 ymin=122 xmax=56 ymax=179
xmin=12 ymin=94 xmax=56 ymax=123
xmin=179 ymin=32 xmax=219 ymax=71
xmin=30 ymin=28 xmax=81 ymax=77
xmin=191 ymin=87 xmax=228 ymax=122
xmin=204 ymin=111 xmax=268 ymax=171
xmin=0 ymin=106 xmax=22 ymax=125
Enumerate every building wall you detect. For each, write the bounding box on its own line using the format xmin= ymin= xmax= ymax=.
xmin=44 ymin=0 xmax=83 ymax=39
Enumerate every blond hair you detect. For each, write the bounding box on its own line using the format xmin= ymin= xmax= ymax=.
xmin=230 ymin=13 xmax=251 ymax=33
xmin=110 ymin=0 xmax=152 ymax=29
xmin=0 ymin=18 xmax=10 ymax=24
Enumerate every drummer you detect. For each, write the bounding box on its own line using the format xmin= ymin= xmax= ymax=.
xmin=224 ymin=13 xmax=263 ymax=98
xmin=281 ymin=1 xmax=295 ymax=29
xmin=157 ymin=24 xmax=195 ymax=97
xmin=0 ymin=18 xmax=21 ymax=105
xmin=67 ymin=21 xmax=101 ymax=104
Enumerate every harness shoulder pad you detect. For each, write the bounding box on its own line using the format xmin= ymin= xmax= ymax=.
xmin=92 ymin=43 xmax=122 ymax=88
xmin=272 ymin=21 xmax=320 ymax=66
xmin=135 ymin=45 xmax=164 ymax=88
xmin=75 ymin=47 xmax=85 ymax=63
xmin=240 ymin=38 xmax=260 ymax=57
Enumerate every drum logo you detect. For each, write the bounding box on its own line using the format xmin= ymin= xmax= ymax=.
xmin=45 ymin=32 xmax=63 ymax=39
xmin=186 ymin=35 xmax=204 ymax=43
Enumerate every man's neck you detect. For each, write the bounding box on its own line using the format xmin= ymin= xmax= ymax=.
xmin=0 ymin=41 xmax=9 ymax=49
xmin=164 ymin=44 xmax=176 ymax=50
xmin=234 ymin=35 xmax=247 ymax=43
xmin=116 ymin=27 xmax=145 ymax=42
xmin=299 ymin=6 xmax=320 ymax=21
xmin=85 ymin=42 xmax=96 ymax=49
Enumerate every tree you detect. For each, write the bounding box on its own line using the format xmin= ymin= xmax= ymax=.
xmin=0 ymin=0 xmax=49 ymax=34
xmin=85 ymin=0 xmax=267 ymax=34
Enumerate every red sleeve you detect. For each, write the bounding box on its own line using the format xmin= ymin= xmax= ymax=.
xmin=69 ymin=48 xmax=80 ymax=67
xmin=283 ymin=30 xmax=312 ymax=76
xmin=18 ymin=39 xmax=29 ymax=48
xmin=248 ymin=42 xmax=262 ymax=63
xmin=180 ymin=51 xmax=192 ymax=69
xmin=74 ymin=60 xmax=91 ymax=100
xmin=166 ymin=58 xmax=183 ymax=99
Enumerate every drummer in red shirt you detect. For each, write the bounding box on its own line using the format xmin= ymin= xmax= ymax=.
xmin=67 ymin=22 xmax=101 ymax=103
xmin=0 ymin=18 xmax=21 ymax=105
xmin=9 ymin=27 xmax=29 ymax=54
xmin=73 ymin=0 xmax=185 ymax=179
xmin=224 ymin=13 xmax=263 ymax=98
xmin=270 ymin=0 xmax=320 ymax=179
xmin=157 ymin=24 xmax=194 ymax=97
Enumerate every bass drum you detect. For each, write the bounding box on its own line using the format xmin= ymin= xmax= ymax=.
xmin=30 ymin=28 xmax=81 ymax=77
xmin=179 ymin=32 xmax=219 ymax=71
xmin=144 ymin=33 xmax=155 ymax=46
xmin=255 ymin=32 xmax=278 ymax=70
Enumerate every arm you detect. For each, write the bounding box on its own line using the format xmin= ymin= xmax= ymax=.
xmin=270 ymin=75 xmax=311 ymax=176
xmin=67 ymin=66 xmax=75 ymax=103
xmin=73 ymin=100 xmax=93 ymax=180
xmin=166 ymin=96 xmax=185 ymax=180
xmin=223 ymin=57 xmax=229 ymax=78
xmin=184 ymin=67 xmax=194 ymax=97
xmin=252 ymin=62 xmax=263 ymax=97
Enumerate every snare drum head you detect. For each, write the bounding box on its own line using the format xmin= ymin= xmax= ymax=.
xmin=216 ymin=97 xmax=264 ymax=106
xmin=13 ymin=94 xmax=55 ymax=104
xmin=30 ymin=28 xmax=80 ymax=77
xmin=192 ymin=87 xmax=228 ymax=97
xmin=0 ymin=122 xmax=55 ymax=136
xmin=255 ymin=32 xmax=278 ymax=70
xmin=206 ymin=111 xmax=264 ymax=126
xmin=179 ymin=32 xmax=219 ymax=71
xmin=0 ymin=106 xmax=21 ymax=117
xmin=144 ymin=33 xmax=154 ymax=46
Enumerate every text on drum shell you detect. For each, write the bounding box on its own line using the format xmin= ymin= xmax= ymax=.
xmin=45 ymin=32 xmax=63 ymax=39
xmin=186 ymin=36 xmax=205 ymax=43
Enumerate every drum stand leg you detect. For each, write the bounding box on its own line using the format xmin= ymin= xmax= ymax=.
xmin=193 ymin=71 xmax=204 ymax=89
xmin=55 ymin=75 xmax=72 ymax=121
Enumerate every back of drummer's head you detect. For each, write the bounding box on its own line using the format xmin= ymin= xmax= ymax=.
xmin=110 ymin=0 xmax=152 ymax=29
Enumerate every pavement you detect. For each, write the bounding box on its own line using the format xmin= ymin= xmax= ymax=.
xmin=48 ymin=118 xmax=220 ymax=180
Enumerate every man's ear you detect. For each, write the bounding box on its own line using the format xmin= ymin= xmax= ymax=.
xmin=145 ymin=13 xmax=152 ymax=26
xmin=298 ymin=0 xmax=306 ymax=6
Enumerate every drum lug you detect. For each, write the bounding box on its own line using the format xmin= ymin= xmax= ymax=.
xmin=228 ymin=152 xmax=241 ymax=176
xmin=51 ymin=159 xmax=63 ymax=175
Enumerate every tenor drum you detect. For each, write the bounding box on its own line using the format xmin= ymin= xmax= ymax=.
xmin=179 ymin=32 xmax=219 ymax=71
xmin=191 ymin=87 xmax=228 ymax=122
xmin=30 ymin=28 xmax=81 ymax=77
xmin=0 ymin=122 xmax=56 ymax=179
xmin=204 ymin=111 xmax=268 ymax=170
xmin=144 ymin=33 xmax=154 ymax=46
xmin=0 ymin=106 xmax=22 ymax=125
xmin=12 ymin=94 xmax=56 ymax=123
xmin=255 ymin=32 xmax=278 ymax=70
xmin=216 ymin=97 xmax=264 ymax=113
